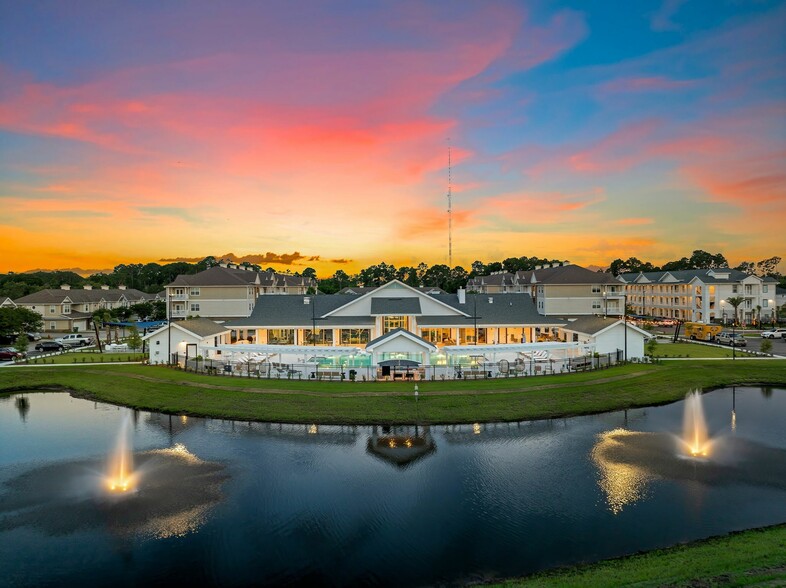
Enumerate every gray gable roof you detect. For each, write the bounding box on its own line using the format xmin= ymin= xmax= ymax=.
xmin=168 ymin=266 xmax=315 ymax=288
xmin=515 ymin=264 xmax=619 ymax=285
xmin=619 ymin=268 xmax=754 ymax=284
xmin=370 ymin=297 xmax=422 ymax=315
xmin=365 ymin=328 xmax=436 ymax=350
xmin=169 ymin=266 xmax=259 ymax=286
xmin=175 ymin=318 xmax=230 ymax=337
xmin=14 ymin=287 xmax=150 ymax=305
xmin=467 ymin=272 xmax=515 ymax=288
xmin=559 ymin=316 xmax=620 ymax=336
xmin=225 ymin=290 xmax=563 ymax=329
xmin=225 ymin=295 xmax=373 ymax=328
xmin=422 ymin=293 xmax=564 ymax=327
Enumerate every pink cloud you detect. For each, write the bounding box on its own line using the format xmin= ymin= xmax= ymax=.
xmin=479 ymin=189 xmax=605 ymax=225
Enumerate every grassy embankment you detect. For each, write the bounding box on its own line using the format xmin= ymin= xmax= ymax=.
xmin=1 ymin=360 xmax=784 ymax=425
xmin=26 ymin=352 xmax=146 ymax=364
xmin=500 ymin=524 xmax=786 ymax=587
xmin=650 ymin=342 xmax=755 ymax=358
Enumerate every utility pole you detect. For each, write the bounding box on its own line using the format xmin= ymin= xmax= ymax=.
xmin=447 ymin=142 xmax=452 ymax=268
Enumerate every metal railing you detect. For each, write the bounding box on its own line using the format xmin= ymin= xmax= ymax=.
xmin=164 ymin=351 xmax=627 ymax=381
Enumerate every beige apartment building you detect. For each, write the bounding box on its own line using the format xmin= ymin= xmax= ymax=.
xmin=165 ymin=264 xmax=316 ymax=321
xmin=466 ymin=263 xmax=625 ymax=317
xmin=13 ymin=285 xmax=157 ymax=332
xmin=617 ymin=269 xmax=778 ymax=324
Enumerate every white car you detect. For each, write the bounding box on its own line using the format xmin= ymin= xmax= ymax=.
xmin=55 ymin=333 xmax=94 ymax=347
xmin=761 ymin=328 xmax=786 ymax=339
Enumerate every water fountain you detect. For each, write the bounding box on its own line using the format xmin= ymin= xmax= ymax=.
xmin=682 ymin=390 xmax=710 ymax=457
xmin=106 ymin=414 xmax=137 ymax=493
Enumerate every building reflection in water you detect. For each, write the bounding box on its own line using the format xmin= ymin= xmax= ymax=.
xmin=366 ymin=425 xmax=436 ymax=468
xmin=591 ymin=428 xmax=653 ymax=515
xmin=15 ymin=396 xmax=30 ymax=422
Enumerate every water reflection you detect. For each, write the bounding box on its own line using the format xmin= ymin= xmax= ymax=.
xmin=0 ymin=443 xmax=228 ymax=540
xmin=591 ymin=428 xmax=786 ymax=515
xmin=366 ymin=425 xmax=436 ymax=468
xmin=591 ymin=429 xmax=654 ymax=514
xmin=15 ymin=396 xmax=30 ymax=422
xmin=1 ymin=388 xmax=785 ymax=587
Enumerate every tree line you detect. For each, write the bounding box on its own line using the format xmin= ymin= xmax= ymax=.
xmin=1 ymin=251 xmax=783 ymax=299
xmin=607 ymin=250 xmax=782 ymax=283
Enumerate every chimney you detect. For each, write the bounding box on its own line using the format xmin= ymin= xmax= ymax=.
xmin=488 ymin=297 xmax=493 ymax=304
xmin=535 ymin=265 xmax=542 ymax=270
xmin=457 ymin=288 xmax=466 ymax=304
xmin=83 ymin=285 xmax=92 ymax=290
xmin=304 ymin=297 xmax=311 ymax=305
xmin=101 ymin=285 xmax=110 ymax=290
xmin=61 ymin=284 xmax=70 ymax=290
xmin=119 ymin=285 xmax=126 ymax=290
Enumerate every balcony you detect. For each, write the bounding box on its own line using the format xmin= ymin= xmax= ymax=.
xmin=170 ymin=309 xmax=186 ymax=318
xmin=170 ymin=294 xmax=187 ymax=301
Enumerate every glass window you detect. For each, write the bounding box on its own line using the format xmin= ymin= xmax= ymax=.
xmin=304 ymin=329 xmax=333 ymax=345
xmin=763 ymin=285 xmax=768 ymax=293
xmin=459 ymin=328 xmax=486 ymax=345
xmin=190 ymin=303 xmax=200 ymax=312
xmin=340 ymin=329 xmax=370 ymax=345
xmin=190 ymin=288 xmax=200 ymax=296
xmin=421 ymin=328 xmax=454 ymax=345
xmin=383 ymin=315 xmax=407 ymax=333
xmin=266 ymin=329 xmax=294 ymax=345
xmin=63 ymin=304 xmax=71 ymax=314
xmin=591 ymin=285 xmax=601 ymax=293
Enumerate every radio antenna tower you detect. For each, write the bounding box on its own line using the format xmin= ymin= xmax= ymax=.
xmin=447 ymin=141 xmax=453 ymax=268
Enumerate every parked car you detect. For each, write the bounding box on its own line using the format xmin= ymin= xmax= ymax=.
xmin=26 ymin=332 xmax=43 ymax=341
xmin=716 ymin=332 xmax=747 ymax=347
xmin=55 ymin=333 xmax=94 ymax=347
xmin=35 ymin=341 xmax=66 ymax=352
xmin=761 ymin=328 xmax=786 ymax=339
xmin=0 ymin=347 xmax=25 ymax=361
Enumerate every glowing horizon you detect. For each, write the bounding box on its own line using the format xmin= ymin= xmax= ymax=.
xmin=2 ymin=1 xmax=784 ymax=277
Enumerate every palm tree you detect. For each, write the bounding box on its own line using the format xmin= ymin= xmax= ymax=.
xmin=725 ymin=296 xmax=746 ymax=326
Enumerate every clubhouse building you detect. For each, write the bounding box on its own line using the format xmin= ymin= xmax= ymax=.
xmin=146 ymin=280 xmax=648 ymax=379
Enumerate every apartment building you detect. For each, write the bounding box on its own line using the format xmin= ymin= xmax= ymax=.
xmin=165 ymin=264 xmax=316 ymax=321
xmin=617 ymin=269 xmax=778 ymax=324
xmin=13 ymin=285 xmax=156 ymax=332
xmin=466 ymin=263 xmax=624 ymax=317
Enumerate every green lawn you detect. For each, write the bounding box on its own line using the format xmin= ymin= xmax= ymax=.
xmin=500 ymin=524 xmax=786 ymax=587
xmin=650 ymin=342 xmax=753 ymax=358
xmin=1 ymin=359 xmax=784 ymax=425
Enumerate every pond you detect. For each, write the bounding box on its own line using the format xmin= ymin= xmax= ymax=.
xmin=1 ymin=387 xmax=785 ymax=586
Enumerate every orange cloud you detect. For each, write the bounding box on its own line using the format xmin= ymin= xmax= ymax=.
xmin=615 ymin=217 xmax=654 ymax=226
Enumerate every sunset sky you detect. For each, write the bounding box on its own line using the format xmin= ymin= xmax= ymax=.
xmin=1 ymin=0 xmax=784 ymax=276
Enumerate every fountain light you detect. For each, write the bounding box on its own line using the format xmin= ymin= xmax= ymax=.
xmin=105 ymin=414 xmax=137 ymax=494
xmin=682 ymin=390 xmax=710 ymax=458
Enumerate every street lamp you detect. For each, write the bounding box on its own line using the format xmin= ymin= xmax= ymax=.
xmin=732 ymin=310 xmax=736 ymax=361
xmin=623 ymin=293 xmax=628 ymax=363
xmin=721 ymin=300 xmax=726 ymax=326
xmin=770 ymin=300 xmax=775 ymax=328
